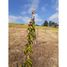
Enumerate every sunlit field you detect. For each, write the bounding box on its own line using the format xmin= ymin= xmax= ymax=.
xmin=9 ymin=23 xmax=58 ymax=67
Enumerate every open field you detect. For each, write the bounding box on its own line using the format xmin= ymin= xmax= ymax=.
xmin=9 ymin=24 xmax=58 ymax=67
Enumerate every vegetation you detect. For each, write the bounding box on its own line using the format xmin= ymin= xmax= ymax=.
xmin=42 ymin=20 xmax=58 ymax=27
xmin=9 ymin=23 xmax=58 ymax=67
xmin=23 ymin=18 xmax=36 ymax=67
xmin=49 ymin=21 xmax=58 ymax=27
xmin=42 ymin=20 xmax=48 ymax=26
xmin=9 ymin=16 xmax=58 ymax=67
xmin=9 ymin=23 xmax=28 ymax=28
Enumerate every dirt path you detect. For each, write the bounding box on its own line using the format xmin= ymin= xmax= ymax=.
xmin=9 ymin=27 xmax=58 ymax=67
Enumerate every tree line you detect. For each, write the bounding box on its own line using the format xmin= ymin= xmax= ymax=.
xmin=36 ymin=20 xmax=59 ymax=27
xmin=42 ymin=20 xmax=58 ymax=27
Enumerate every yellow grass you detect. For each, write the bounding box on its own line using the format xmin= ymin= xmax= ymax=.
xmin=9 ymin=23 xmax=58 ymax=67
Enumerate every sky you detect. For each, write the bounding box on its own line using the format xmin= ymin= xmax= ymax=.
xmin=9 ymin=0 xmax=58 ymax=25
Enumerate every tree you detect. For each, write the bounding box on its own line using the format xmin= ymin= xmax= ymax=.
xmin=42 ymin=20 xmax=48 ymax=26
xmin=49 ymin=21 xmax=52 ymax=26
xmin=49 ymin=21 xmax=58 ymax=27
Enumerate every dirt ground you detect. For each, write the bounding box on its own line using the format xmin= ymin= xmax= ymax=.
xmin=9 ymin=26 xmax=58 ymax=67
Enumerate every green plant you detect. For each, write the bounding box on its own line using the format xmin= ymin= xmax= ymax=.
xmin=22 ymin=14 xmax=36 ymax=67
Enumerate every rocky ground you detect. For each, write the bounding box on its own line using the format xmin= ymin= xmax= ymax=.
xmin=9 ymin=26 xmax=58 ymax=67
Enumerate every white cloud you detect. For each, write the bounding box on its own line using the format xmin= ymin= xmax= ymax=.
xmin=22 ymin=16 xmax=30 ymax=23
xmin=31 ymin=0 xmax=39 ymax=10
xmin=9 ymin=13 xmax=43 ymax=24
xmin=48 ymin=0 xmax=58 ymax=23
xmin=48 ymin=12 xmax=58 ymax=23
xmin=9 ymin=16 xmax=17 ymax=22
xmin=9 ymin=15 xmax=22 ymax=22
xmin=21 ymin=0 xmax=40 ymax=15
xmin=9 ymin=15 xmax=30 ymax=23
xmin=28 ymin=0 xmax=40 ymax=14
xmin=35 ymin=14 xmax=43 ymax=22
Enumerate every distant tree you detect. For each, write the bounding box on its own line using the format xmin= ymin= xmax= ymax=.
xmin=54 ymin=23 xmax=58 ymax=27
xmin=52 ymin=22 xmax=55 ymax=25
xmin=49 ymin=21 xmax=52 ymax=26
xmin=42 ymin=20 xmax=48 ymax=26
xmin=49 ymin=21 xmax=58 ymax=27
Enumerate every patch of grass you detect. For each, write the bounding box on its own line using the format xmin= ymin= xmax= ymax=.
xmin=9 ymin=23 xmax=28 ymax=28
xmin=9 ymin=23 xmax=58 ymax=32
xmin=49 ymin=27 xmax=58 ymax=32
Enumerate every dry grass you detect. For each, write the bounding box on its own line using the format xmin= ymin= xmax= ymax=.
xmin=9 ymin=24 xmax=58 ymax=67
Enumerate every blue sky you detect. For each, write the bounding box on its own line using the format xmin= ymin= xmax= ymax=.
xmin=9 ymin=0 xmax=58 ymax=25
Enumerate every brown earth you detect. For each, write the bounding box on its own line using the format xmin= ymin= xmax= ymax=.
xmin=9 ymin=26 xmax=58 ymax=67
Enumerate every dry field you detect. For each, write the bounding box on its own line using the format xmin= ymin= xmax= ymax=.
xmin=9 ymin=24 xmax=58 ymax=67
